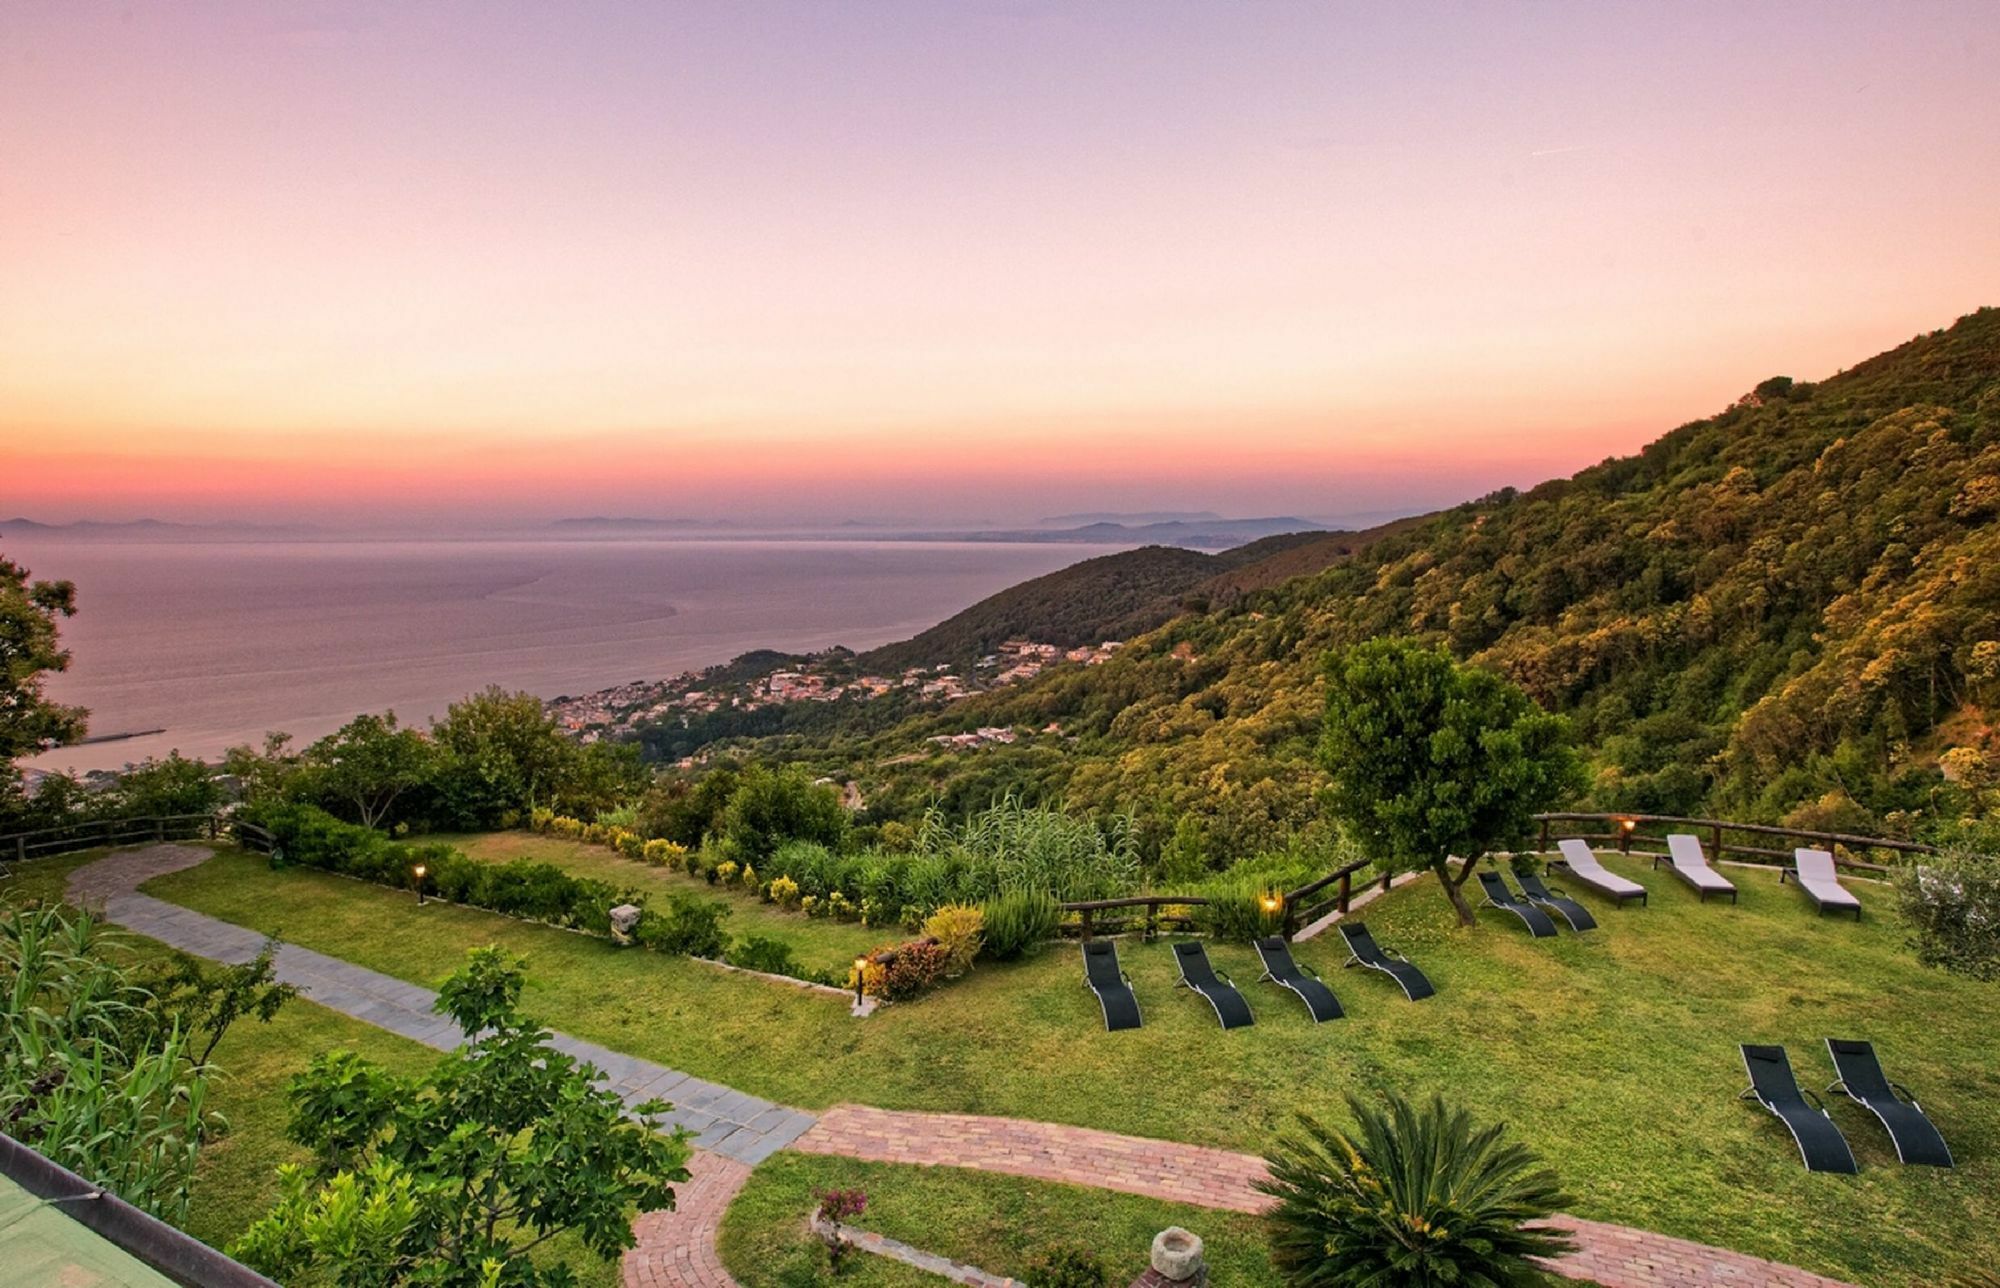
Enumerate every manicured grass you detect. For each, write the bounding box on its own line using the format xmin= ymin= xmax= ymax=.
xmin=433 ymin=830 xmax=887 ymax=974
xmin=145 ymin=847 xmax=2000 ymax=1286
xmin=718 ymin=1155 xmax=1277 ymax=1286
xmin=4 ymin=851 xmax=621 ymax=1287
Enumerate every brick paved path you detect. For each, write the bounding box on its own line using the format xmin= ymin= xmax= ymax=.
xmin=624 ymin=1152 xmax=752 ymax=1288
xmin=790 ymin=1106 xmax=1857 ymax=1288
xmin=72 ymin=847 xmax=1857 ymax=1288
xmin=68 ymin=846 xmax=819 ymax=1166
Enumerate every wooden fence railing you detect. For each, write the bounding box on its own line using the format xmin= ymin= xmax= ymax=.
xmin=1531 ymin=812 xmax=1935 ymax=875
xmin=0 ymin=813 xmax=225 ymax=866
xmin=1058 ymin=855 xmax=1381 ymax=942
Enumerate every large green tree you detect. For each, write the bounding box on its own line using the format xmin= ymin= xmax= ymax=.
xmin=431 ymin=688 xmax=578 ymax=829
xmin=1319 ymin=639 xmax=1582 ymax=926
xmin=1 ymin=548 xmax=86 ymax=780
xmin=306 ymin=711 xmax=439 ymax=829
xmin=233 ymin=947 xmax=688 ymax=1286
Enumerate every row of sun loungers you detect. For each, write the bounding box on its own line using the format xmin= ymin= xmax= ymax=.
xmin=1556 ymin=836 xmax=1864 ymax=915
xmin=1740 ymin=1041 xmax=1953 ymax=1172
xmin=1083 ymin=923 xmax=1434 ymax=1031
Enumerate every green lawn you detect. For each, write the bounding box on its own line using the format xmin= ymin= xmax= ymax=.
xmin=144 ymin=847 xmax=2000 ymax=1286
xmin=718 ymin=1155 xmax=1277 ymax=1286
xmin=433 ymin=830 xmax=887 ymax=974
xmin=4 ymin=851 xmax=621 ymax=1288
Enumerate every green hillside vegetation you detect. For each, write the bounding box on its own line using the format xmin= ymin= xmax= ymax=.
xmin=751 ymin=309 xmax=2000 ymax=861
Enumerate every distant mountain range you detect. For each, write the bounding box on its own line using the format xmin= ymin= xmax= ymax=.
xmin=0 ymin=517 xmax=315 ymax=539
xmin=544 ymin=514 xmax=1323 ymax=550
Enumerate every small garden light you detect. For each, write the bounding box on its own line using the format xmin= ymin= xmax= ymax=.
xmin=1260 ymin=892 xmax=1283 ymax=915
xmin=853 ymin=957 xmax=869 ymax=1006
xmin=414 ymin=863 xmax=427 ymax=907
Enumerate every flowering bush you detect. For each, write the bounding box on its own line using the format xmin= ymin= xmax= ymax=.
xmin=813 ymin=1186 xmax=869 ymax=1269
xmin=860 ymin=939 xmax=949 ymax=1002
xmin=715 ymin=860 xmax=739 ymax=886
xmin=614 ymin=830 xmax=645 ymax=859
xmin=642 ymin=839 xmax=685 ymax=867
xmin=827 ymin=891 xmax=857 ymax=921
xmin=799 ymin=894 xmax=821 ymax=917
xmin=1897 ymin=847 xmax=2000 ymax=981
xmin=767 ymin=876 xmax=800 ymax=908
xmin=739 ymin=864 xmax=758 ymax=891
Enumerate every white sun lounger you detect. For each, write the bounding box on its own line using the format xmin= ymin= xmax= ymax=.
xmin=1661 ymin=834 xmax=1738 ymax=903
xmin=1785 ymin=849 xmax=1862 ymax=919
xmin=1553 ymin=839 xmax=1648 ymax=905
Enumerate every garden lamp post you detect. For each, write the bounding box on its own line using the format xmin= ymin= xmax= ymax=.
xmin=1619 ymin=817 xmax=1636 ymax=854
xmin=414 ymin=863 xmax=427 ymax=906
xmin=853 ymin=957 xmax=868 ymax=1008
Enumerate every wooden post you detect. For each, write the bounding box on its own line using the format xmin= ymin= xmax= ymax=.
xmin=1619 ymin=823 xmax=1632 ymax=855
xmin=1080 ymin=907 xmax=1095 ymax=942
xmin=13 ymin=835 xmax=23 ymax=865
xmin=154 ymin=818 xmax=165 ymax=842
xmin=1712 ymin=821 xmax=1724 ymax=863
xmin=1381 ymin=869 xmax=1392 ymax=893
xmin=1538 ymin=818 xmax=1550 ymax=853
xmin=1146 ymin=902 xmax=1158 ymax=942
xmin=1338 ymin=871 xmax=1351 ymax=914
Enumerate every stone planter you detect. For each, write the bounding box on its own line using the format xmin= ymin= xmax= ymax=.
xmin=1150 ymin=1227 xmax=1205 ymax=1283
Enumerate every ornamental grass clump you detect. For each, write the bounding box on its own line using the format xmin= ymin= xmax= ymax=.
xmin=1258 ymin=1092 xmax=1572 ymax=1288
xmin=979 ymin=888 xmax=1059 ymax=960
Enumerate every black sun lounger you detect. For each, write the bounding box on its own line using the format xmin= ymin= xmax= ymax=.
xmin=1172 ymin=941 xmax=1254 ymax=1029
xmin=1082 ymin=940 xmax=1141 ymax=1032
xmin=1338 ymin=922 xmax=1435 ymax=1000
xmin=1254 ymin=936 xmax=1343 ymax=1022
xmin=1738 ymin=1044 xmax=1858 ymax=1174
xmin=1825 ymin=1039 xmax=1953 ymax=1167
xmin=1515 ymin=871 xmax=1598 ymax=931
xmin=1475 ymin=870 xmax=1559 ymax=938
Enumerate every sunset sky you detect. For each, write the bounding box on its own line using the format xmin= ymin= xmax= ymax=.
xmin=4 ymin=1 xmax=1998 ymax=528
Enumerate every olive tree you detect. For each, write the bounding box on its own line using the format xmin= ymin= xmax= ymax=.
xmin=1319 ymin=639 xmax=1582 ymax=927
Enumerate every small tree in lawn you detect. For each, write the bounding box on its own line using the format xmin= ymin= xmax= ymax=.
xmin=232 ymin=946 xmax=690 ymax=1286
xmin=1319 ymin=640 xmax=1581 ymax=927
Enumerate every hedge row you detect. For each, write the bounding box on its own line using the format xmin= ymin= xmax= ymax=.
xmin=243 ymin=804 xmax=835 ymax=984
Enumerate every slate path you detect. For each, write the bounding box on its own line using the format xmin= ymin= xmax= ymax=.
xmin=66 ymin=845 xmax=819 ymax=1167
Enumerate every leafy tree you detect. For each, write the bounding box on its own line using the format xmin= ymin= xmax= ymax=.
xmin=637 ymin=765 xmax=742 ymax=847
xmin=108 ymin=750 xmax=223 ymax=818
xmin=1320 ymin=640 xmax=1581 ymax=926
xmin=306 ymin=712 xmax=439 ymax=829
xmin=431 ymin=688 xmax=579 ymax=829
xmin=1 ymin=548 xmax=86 ymax=789
xmin=550 ymin=741 xmax=650 ymax=822
xmin=221 ymin=732 xmax=307 ymax=806
xmin=721 ymin=765 xmax=848 ymax=864
xmin=232 ymin=946 xmax=689 ymax=1286
xmin=137 ymin=939 xmax=300 ymax=1068
xmin=1258 ymin=1092 xmax=1573 ymax=1287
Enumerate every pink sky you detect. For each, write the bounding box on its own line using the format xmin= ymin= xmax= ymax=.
xmin=3 ymin=2 xmax=1997 ymax=527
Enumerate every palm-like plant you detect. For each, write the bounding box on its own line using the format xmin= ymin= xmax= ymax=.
xmin=1259 ymin=1092 xmax=1574 ymax=1287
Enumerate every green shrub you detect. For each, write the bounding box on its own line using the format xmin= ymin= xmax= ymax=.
xmin=1897 ymin=847 xmax=2000 ymax=981
xmin=979 ymin=888 xmax=1059 ymax=960
xmin=1024 ymin=1241 xmax=1108 ymax=1288
xmin=636 ymin=893 xmax=731 ymax=959
xmin=1259 ymin=1092 xmax=1573 ymax=1287
xmin=726 ymin=935 xmax=804 ymax=978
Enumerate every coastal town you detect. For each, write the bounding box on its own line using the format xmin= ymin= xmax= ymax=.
xmin=545 ymin=637 xmax=1122 ymax=745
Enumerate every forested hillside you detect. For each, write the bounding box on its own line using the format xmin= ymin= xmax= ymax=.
xmin=792 ymin=310 xmax=2000 ymax=862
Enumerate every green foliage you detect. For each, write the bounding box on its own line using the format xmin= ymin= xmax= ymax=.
xmin=431 ymin=687 xmax=581 ymax=830
xmin=978 ymin=888 xmax=1059 ymax=960
xmin=1895 ymin=846 xmax=2000 ymax=981
xmin=0 ymin=548 xmax=86 ymax=769
xmin=1320 ymin=639 xmax=1581 ymax=925
xmin=635 ymin=892 xmax=732 ymax=959
xmin=870 ymin=939 xmax=949 ymax=1002
xmin=638 ymin=766 xmax=741 ymax=847
xmin=304 ymin=711 xmax=440 ymax=829
xmin=233 ymin=947 xmax=690 ymax=1286
xmin=920 ymin=903 xmax=983 ymax=975
xmin=721 ymin=766 xmax=849 ymax=865
xmin=137 ymin=939 xmax=300 ymax=1068
xmin=0 ymin=904 xmax=222 ymax=1222
xmin=108 ymin=751 xmax=227 ymax=818
xmin=725 ymin=935 xmax=809 ymax=979
xmin=1258 ymin=1092 xmax=1573 ymax=1288
xmin=1023 ymin=1240 xmax=1109 ymax=1288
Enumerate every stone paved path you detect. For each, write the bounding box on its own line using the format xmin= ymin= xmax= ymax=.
xmin=67 ymin=846 xmax=819 ymax=1167
xmin=72 ymin=846 xmax=1859 ymax=1288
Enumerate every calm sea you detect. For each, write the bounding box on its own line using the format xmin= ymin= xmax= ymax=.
xmin=13 ymin=538 xmax=1125 ymax=773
